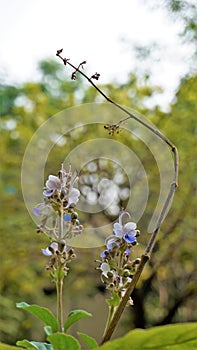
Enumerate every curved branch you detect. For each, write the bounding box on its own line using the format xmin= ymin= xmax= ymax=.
xmin=56 ymin=49 xmax=179 ymax=343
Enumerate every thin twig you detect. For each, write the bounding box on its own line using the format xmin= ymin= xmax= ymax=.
xmin=56 ymin=49 xmax=179 ymax=343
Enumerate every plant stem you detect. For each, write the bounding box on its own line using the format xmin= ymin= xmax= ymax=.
xmin=56 ymin=277 xmax=64 ymax=332
xmin=103 ymin=305 xmax=115 ymax=339
xmin=101 ymin=254 xmax=149 ymax=344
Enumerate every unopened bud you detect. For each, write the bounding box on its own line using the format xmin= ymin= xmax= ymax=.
xmin=123 ymin=269 xmax=131 ymax=277
xmin=135 ymin=258 xmax=141 ymax=264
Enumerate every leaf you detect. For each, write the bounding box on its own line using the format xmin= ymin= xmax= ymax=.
xmin=106 ymin=292 xmax=120 ymax=307
xmin=47 ymin=333 xmax=81 ymax=350
xmin=99 ymin=323 xmax=197 ymax=350
xmin=16 ymin=340 xmax=52 ymax=350
xmin=16 ymin=302 xmax=58 ymax=332
xmin=77 ymin=332 xmax=98 ymax=349
xmin=64 ymin=309 xmax=92 ymax=332
xmin=44 ymin=326 xmax=53 ymax=336
xmin=0 ymin=343 xmax=23 ymax=350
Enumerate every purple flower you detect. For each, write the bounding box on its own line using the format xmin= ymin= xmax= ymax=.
xmin=42 ymin=242 xmax=58 ymax=256
xmin=43 ymin=170 xmax=80 ymax=208
xmin=33 ymin=202 xmax=54 ymax=217
xmin=42 ymin=242 xmax=66 ymax=256
xmin=43 ymin=175 xmax=61 ymax=197
xmin=113 ymin=211 xmax=137 ymax=244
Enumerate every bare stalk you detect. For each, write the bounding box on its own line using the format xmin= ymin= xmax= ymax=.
xmin=56 ymin=49 xmax=179 ymax=343
xmin=56 ymin=276 xmax=64 ymax=332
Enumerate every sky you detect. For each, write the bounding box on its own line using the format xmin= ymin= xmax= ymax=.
xmin=0 ymin=0 xmax=192 ymax=108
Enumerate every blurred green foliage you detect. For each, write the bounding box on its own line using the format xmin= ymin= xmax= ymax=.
xmin=0 ymin=51 xmax=197 ymax=345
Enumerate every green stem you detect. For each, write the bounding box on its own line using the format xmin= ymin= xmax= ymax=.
xmin=100 ymin=254 xmax=149 ymax=344
xmin=56 ymin=276 xmax=64 ymax=332
xmin=103 ymin=305 xmax=115 ymax=339
xmin=60 ymin=201 xmax=64 ymax=240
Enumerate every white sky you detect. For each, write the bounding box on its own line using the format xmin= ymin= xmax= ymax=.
xmin=0 ymin=0 xmax=192 ymax=108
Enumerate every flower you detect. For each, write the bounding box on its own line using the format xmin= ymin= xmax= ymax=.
xmin=113 ymin=211 xmax=137 ymax=244
xmin=100 ymin=262 xmax=111 ymax=278
xmin=66 ymin=188 xmax=80 ymax=207
xmin=43 ymin=175 xmax=61 ymax=197
xmin=42 ymin=242 xmax=58 ymax=256
xmin=33 ymin=202 xmax=55 ymax=217
xmin=43 ymin=168 xmax=80 ymax=209
xmin=42 ymin=242 xmax=67 ymax=256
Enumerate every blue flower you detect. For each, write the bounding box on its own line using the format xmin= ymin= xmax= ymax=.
xmin=113 ymin=211 xmax=137 ymax=244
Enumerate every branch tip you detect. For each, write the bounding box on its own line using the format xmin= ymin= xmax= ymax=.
xmin=56 ymin=48 xmax=63 ymax=56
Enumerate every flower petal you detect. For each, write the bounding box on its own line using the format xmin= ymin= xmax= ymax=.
xmin=100 ymin=250 xmax=109 ymax=258
xmin=125 ymin=248 xmax=130 ymax=256
xmin=106 ymin=238 xmax=118 ymax=251
xmin=124 ymin=233 xmax=136 ymax=244
xmin=67 ymin=188 xmax=80 ymax=207
xmin=113 ymin=222 xmax=123 ymax=238
xmin=33 ymin=207 xmax=41 ymax=216
xmin=46 ymin=175 xmax=61 ymax=190
xmin=41 ymin=247 xmax=52 ymax=256
xmin=43 ymin=189 xmax=55 ymax=197
xmin=100 ymin=262 xmax=110 ymax=277
xmin=124 ymin=222 xmax=137 ymax=231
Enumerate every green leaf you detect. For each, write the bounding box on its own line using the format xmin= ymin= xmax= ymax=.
xmin=77 ymin=332 xmax=98 ymax=349
xmin=16 ymin=340 xmax=52 ymax=350
xmin=99 ymin=323 xmax=197 ymax=350
xmin=48 ymin=333 xmax=81 ymax=350
xmin=106 ymin=292 xmax=120 ymax=307
xmin=44 ymin=326 xmax=53 ymax=336
xmin=64 ymin=309 xmax=92 ymax=332
xmin=16 ymin=302 xmax=58 ymax=332
xmin=0 ymin=343 xmax=23 ymax=350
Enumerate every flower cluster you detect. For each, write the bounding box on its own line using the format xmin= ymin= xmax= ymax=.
xmin=34 ymin=165 xmax=82 ymax=276
xmin=97 ymin=211 xmax=140 ymax=305
xmin=42 ymin=241 xmax=77 ymax=279
xmin=34 ymin=165 xmax=82 ymax=241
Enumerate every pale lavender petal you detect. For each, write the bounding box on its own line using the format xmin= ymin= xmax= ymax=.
xmin=113 ymin=222 xmax=123 ymax=238
xmin=50 ymin=242 xmax=58 ymax=251
xmin=124 ymin=222 xmax=137 ymax=231
xmin=106 ymin=238 xmax=118 ymax=250
xmin=42 ymin=247 xmax=52 ymax=256
xmin=46 ymin=175 xmax=61 ymax=190
xmin=67 ymin=188 xmax=80 ymax=206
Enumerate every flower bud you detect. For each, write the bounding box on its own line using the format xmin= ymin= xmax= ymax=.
xmin=136 ymin=230 xmax=140 ymax=237
xmin=135 ymin=258 xmax=141 ymax=264
xmin=71 ymin=211 xmax=78 ymax=220
xmin=123 ymin=269 xmax=131 ymax=277
xmin=107 ymin=271 xmax=114 ymax=278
